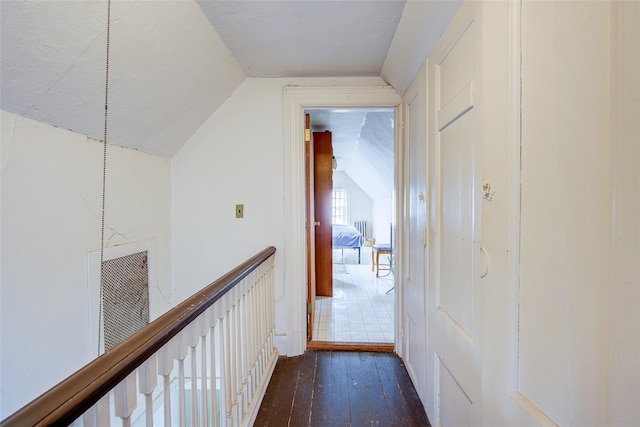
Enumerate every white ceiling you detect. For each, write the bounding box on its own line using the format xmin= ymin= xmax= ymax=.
xmin=0 ymin=0 xmax=461 ymax=197
xmin=196 ymin=0 xmax=406 ymax=78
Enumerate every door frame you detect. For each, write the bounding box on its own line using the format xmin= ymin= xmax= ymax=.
xmin=283 ymin=86 xmax=402 ymax=356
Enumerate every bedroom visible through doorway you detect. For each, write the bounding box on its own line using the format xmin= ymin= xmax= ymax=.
xmin=307 ymin=108 xmax=396 ymax=345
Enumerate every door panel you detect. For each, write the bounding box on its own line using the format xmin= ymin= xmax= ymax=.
xmin=427 ymin=5 xmax=480 ymax=425
xmin=438 ymin=112 xmax=474 ymax=336
xmin=313 ymin=131 xmax=333 ymax=297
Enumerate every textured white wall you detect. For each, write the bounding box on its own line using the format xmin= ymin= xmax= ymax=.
xmin=0 ymin=111 xmax=172 ymax=417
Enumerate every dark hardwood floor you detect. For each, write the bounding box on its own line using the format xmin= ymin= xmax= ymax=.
xmin=254 ymin=350 xmax=431 ymax=426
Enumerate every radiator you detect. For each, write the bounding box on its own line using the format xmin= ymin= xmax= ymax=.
xmin=353 ymin=220 xmax=368 ymax=238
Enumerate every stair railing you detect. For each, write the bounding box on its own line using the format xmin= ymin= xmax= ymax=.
xmin=2 ymin=246 xmax=278 ymax=427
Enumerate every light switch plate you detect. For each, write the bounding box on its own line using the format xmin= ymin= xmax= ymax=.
xmin=235 ymin=204 xmax=244 ymax=218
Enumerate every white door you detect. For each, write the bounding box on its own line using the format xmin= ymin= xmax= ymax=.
xmin=400 ymin=63 xmax=429 ymax=401
xmin=425 ymin=4 xmax=481 ymax=424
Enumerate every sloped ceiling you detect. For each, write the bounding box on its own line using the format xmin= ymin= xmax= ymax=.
xmin=310 ymin=110 xmax=395 ymax=200
xmin=0 ymin=0 xmax=246 ymax=157
xmin=1 ymin=0 xmax=461 ymax=197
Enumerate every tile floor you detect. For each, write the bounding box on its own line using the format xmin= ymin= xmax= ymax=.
xmin=312 ymin=247 xmax=395 ymax=343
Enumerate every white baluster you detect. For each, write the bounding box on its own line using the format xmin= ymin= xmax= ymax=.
xmin=207 ymin=304 xmax=219 ymax=427
xmin=195 ymin=314 xmax=209 ymax=427
xmin=82 ymin=393 xmax=110 ymax=427
xmin=175 ymin=331 xmax=188 ymax=427
xmin=236 ymin=279 xmax=247 ymax=421
xmin=251 ymin=276 xmax=260 ymax=400
xmin=138 ymin=355 xmax=158 ymax=427
xmin=219 ymin=296 xmax=231 ymax=426
xmin=158 ymin=341 xmax=176 ymax=427
xmin=260 ymin=266 xmax=269 ymax=374
xmin=239 ymin=280 xmax=249 ymax=418
xmin=245 ymin=280 xmax=255 ymax=406
xmin=114 ymin=372 xmax=137 ymax=427
xmin=255 ymin=270 xmax=263 ymax=387
xmin=249 ymin=274 xmax=257 ymax=403
xmin=231 ymin=286 xmax=241 ymax=424
xmin=268 ymin=259 xmax=275 ymax=352
xmin=185 ymin=322 xmax=199 ymax=426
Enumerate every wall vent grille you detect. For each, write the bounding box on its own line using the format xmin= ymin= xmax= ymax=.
xmin=101 ymin=250 xmax=149 ymax=351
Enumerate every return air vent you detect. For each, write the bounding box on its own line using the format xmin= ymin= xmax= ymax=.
xmin=101 ymin=251 xmax=149 ymax=351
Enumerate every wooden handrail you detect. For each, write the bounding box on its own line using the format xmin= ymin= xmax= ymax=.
xmin=1 ymin=246 xmax=276 ymax=427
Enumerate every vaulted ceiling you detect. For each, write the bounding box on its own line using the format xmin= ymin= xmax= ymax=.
xmin=0 ymin=0 xmax=461 ymax=199
xmin=309 ymin=109 xmax=395 ymax=200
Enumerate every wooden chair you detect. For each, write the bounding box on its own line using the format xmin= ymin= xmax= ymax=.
xmin=372 ymin=224 xmax=393 ymax=278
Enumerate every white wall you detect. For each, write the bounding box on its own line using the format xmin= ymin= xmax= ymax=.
xmin=171 ymin=76 xmax=387 ymax=354
xmin=372 ymin=196 xmax=393 ymax=243
xmin=0 ymin=111 xmax=172 ymax=417
xmin=518 ymin=2 xmax=612 ymax=423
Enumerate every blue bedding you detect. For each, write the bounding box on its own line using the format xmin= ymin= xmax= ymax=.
xmin=332 ymin=224 xmax=364 ymax=248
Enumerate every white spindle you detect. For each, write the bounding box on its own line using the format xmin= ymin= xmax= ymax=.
xmin=239 ymin=282 xmax=247 ymax=418
xmin=157 ymin=341 xmax=175 ymax=427
xmin=251 ymin=270 xmax=259 ymax=382
xmin=114 ymin=372 xmax=137 ymax=427
xmin=249 ymin=273 xmax=257 ymax=401
xmin=82 ymin=393 xmax=110 ymax=427
xmin=246 ymin=279 xmax=256 ymax=405
xmin=220 ymin=296 xmax=231 ymax=426
xmin=245 ymin=272 xmax=259 ymax=406
xmin=208 ymin=305 xmax=219 ymax=427
xmin=231 ymin=286 xmax=241 ymax=424
xmin=259 ymin=265 xmax=268 ymax=375
xmin=138 ymin=355 xmax=158 ymax=427
xmin=268 ymin=259 xmax=275 ymax=351
xmin=175 ymin=331 xmax=188 ymax=427
xmin=186 ymin=322 xmax=200 ymax=426
xmin=196 ymin=313 xmax=209 ymax=427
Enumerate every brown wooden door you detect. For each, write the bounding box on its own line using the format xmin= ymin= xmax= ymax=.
xmin=313 ymin=131 xmax=333 ymax=296
xmin=305 ymin=114 xmax=315 ymax=341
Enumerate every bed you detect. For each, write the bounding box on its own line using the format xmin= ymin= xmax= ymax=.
xmin=332 ymin=223 xmax=364 ymax=263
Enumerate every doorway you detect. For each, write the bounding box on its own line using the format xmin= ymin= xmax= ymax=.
xmin=282 ymin=85 xmax=401 ymax=357
xmin=307 ymin=108 xmax=396 ymax=347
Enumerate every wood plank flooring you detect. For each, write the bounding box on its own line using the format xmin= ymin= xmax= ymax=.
xmin=254 ymin=350 xmax=431 ymax=427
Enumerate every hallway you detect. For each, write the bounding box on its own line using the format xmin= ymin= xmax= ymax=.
xmin=254 ymin=350 xmax=430 ymax=426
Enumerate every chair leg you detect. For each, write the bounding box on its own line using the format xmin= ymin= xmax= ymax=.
xmin=371 ymin=249 xmax=375 ymax=272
